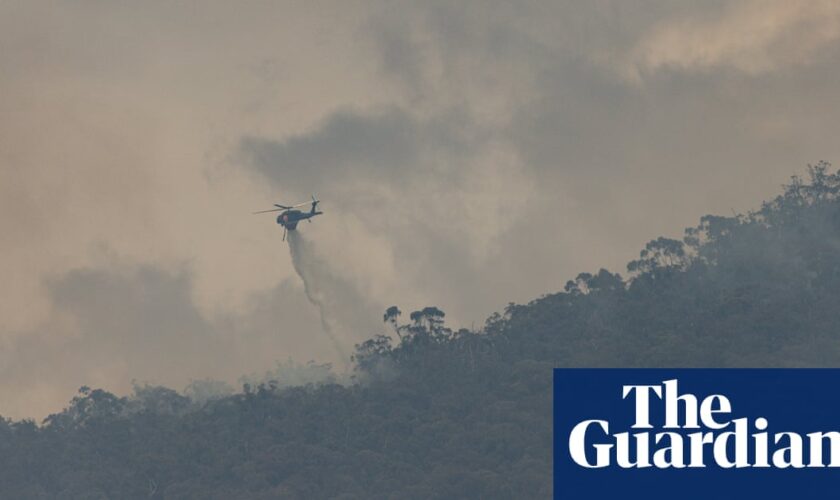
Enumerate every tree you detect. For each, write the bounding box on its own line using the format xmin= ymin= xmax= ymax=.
xmin=383 ymin=305 xmax=402 ymax=337
xmin=627 ymin=237 xmax=688 ymax=275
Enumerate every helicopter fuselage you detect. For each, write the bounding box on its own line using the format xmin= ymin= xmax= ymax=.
xmin=277 ymin=209 xmax=322 ymax=230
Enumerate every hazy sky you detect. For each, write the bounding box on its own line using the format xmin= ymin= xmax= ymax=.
xmin=3 ymin=0 xmax=840 ymax=419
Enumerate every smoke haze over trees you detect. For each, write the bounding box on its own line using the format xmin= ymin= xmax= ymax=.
xmin=6 ymin=0 xmax=840 ymax=420
xmin=3 ymin=165 xmax=840 ymax=497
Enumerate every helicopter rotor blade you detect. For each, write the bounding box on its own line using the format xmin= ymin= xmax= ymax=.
xmin=257 ymin=197 xmax=320 ymax=216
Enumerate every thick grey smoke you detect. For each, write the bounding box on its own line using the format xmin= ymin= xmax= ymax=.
xmin=8 ymin=0 xmax=840 ymax=421
xmin=0 ymin=261 xmax=342 ymax=420
xmin=287 ymin=230 xmax=380 ymax=370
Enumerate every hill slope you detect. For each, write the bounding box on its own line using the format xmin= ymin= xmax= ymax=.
xmin=3 ymin=163 xmax=840 ymax=498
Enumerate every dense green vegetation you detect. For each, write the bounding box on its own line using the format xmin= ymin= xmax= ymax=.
xmin=3 ymin=163 xmax=840 ymax=498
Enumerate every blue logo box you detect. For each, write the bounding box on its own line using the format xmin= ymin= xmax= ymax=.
xmin=554 ymin=369 xmax=840 ymax=499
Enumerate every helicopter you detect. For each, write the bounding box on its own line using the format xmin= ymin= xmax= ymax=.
xmin=253 ymin=195 xmax=323 ymax=241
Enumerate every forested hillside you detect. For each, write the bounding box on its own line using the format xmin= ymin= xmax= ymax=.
xmin=3 ymin=164 xmax=840 ymax=499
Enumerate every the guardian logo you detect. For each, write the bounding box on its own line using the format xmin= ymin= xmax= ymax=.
xmin=554 ymin=369 xmax=840 ymax=499
xmin=568 ymin=379 xmax=840 ymax=469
